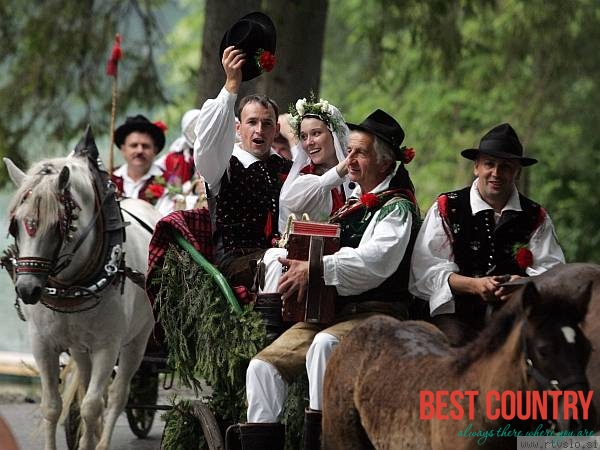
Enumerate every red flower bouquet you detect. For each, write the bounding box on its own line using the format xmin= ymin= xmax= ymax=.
xmin=256 ymin=48 xmax=276 ymax=72
xmin=513 ymin=244 xmax=533 ymax=270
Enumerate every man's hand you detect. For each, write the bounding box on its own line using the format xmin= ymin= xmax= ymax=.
xmin=222 ymin=46 xmax=244 ymax=94
xmin=494 ymin=274 xmax=524 ymax=302
xmin=277 ymin=257 xmax=309 ymax=307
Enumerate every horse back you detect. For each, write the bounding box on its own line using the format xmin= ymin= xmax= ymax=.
xmin=323 ymin=315 xmax=453 ymax=449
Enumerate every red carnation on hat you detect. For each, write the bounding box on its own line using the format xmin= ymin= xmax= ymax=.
xmin=153 ymin=120 xmax=168 ymax=133
xmin=256 ymin=48 xmax=276 ymax=72
xmin=402 ymin=146 xmax=415 ymax=164
xmin=513 ymin=244 xmax=533 ymax=270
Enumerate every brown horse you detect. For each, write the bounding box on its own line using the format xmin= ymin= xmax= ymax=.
xmin=322 ymin=263 xmax=599 ymax=450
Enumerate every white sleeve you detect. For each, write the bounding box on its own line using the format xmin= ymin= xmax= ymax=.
xmin=322 ymin=199 xmax=413 ymax=296
xmin=191 ymin=87 xmax=238 ymax=196
xmin=279 ymin=166 xmax=345 ymax=224
xmin=408 ymin=202 xmax=459 ymax=316
xmin=526 ymin=212 xmax=565 ymax=276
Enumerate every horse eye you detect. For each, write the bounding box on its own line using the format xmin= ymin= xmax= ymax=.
xmin=535 ymin=344 xmax=552 ymax=359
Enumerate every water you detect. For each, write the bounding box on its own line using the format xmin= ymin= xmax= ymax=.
xmin=0 ymin=190 xmax=31 ymax=353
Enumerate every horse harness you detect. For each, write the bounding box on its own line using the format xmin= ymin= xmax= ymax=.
xmin=5 ymin=156 xmax=149 ymax=317
xmin=520 ymin=320 xmax=588 ymax=431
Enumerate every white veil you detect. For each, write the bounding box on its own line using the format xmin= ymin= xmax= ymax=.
xmin=278 ymin=104 xmax=350 ymax=231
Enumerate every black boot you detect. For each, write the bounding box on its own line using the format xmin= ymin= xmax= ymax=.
xmin=303 ymin=408 xmax=322 ymax=450
xmin=226 ymin=422 xmax=285 ymax=450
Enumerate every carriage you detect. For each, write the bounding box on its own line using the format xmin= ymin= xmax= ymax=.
xmin=2 ymin=126 xmax=599 ymax=450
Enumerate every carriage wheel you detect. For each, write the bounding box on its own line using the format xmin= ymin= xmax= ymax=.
xmin=64 ymin=393 xmax=81 ymax=450
xmin=191 ymin=402 xmax=225 ymax=450
xmin=159 ymin=401 xmax=224 ymax=450
xmin=125 ymin=370 xmax=159 ymax=438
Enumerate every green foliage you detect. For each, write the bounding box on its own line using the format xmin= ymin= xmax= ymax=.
xmin=322 ymin=0 xmax=600 ymax=262
xmin=155 ymin=246 xmax=267 ymax=423
xmin=155 ymin=246 xmax=307 ymax=449
xmin=161 ymin=399 xmax=205 ymax=450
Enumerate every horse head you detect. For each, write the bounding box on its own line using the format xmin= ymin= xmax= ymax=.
xmin=5 ymin=128 xmax=99 ymax=305
xmin=518 ymin=272 xmax=596 ymax=433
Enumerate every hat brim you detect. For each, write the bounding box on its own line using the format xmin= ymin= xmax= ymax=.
xmin=347 ymin=122 xmax=399 ymax=151
xmin=114 ymin=122 xmax=165 ymax=153
xmin=219 ymin=12 xmax=276 ymax=82
xmin=461 ymin=148 xmax=537 ymax=166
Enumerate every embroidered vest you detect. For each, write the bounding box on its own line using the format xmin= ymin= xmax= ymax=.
xmin=216 ymin=154 xmax=292 ymax=253
xmin=330 ymin=189 xmax=420 ymax=307
xmin=438 ymin=186 xmax=546 ymax=326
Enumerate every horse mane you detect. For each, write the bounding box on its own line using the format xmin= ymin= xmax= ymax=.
xmin=453 ymin=294 xmax=524 ymax=373
xmin=9 ymin=156 xmax=93 ymax=236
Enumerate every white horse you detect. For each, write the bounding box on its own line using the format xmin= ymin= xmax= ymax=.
xmin=3 ymin=127 xmax=160 ymax=450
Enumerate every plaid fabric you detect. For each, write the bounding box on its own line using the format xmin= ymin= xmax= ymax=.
xmin=146 ymin=208 xmax=214 ymax=304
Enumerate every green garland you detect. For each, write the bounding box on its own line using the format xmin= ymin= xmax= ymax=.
xmin=154 ymin=245 xmax=306 ymax=449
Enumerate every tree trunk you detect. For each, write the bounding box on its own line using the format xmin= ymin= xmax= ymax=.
xmin=196 ymin=0 xmax=328 ymax=116
xmin=260 ymin=0 xmax=329 ymax=112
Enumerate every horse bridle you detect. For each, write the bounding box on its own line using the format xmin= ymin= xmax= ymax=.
xmin=520 ymin=320 xmax=589 ymax=431
xmin=8 ymin=160 xmax=130 ymax=313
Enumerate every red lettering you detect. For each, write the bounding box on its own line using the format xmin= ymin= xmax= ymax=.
xmin=449 ymin=391 xmax=464 ymax=420
xmin=547 ymin=390 xmax=562 ymax=420
xmin=420 ymin=391 xmax=435 ymax=419
xmin=464 ymin=390 xmax=478 ymax=420
xmin=435 ymin=390 xmax=449 ymax=420
xmin=578 ymin=391 xmax=593 ymax=420
xmin=502 ymin=391 xmax=516 ymax=420
xmin=563 ymin=391 xmax=578 ymax=420
xmin=486 ymin=390 xmax=500 ymax=420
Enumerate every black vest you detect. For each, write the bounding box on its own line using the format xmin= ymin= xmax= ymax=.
xmin=331 ymin=190 xmax=420 ymax=308
xmin=438 ymin=186 xmax=545 ymax=325
xmin=216 ymin=154 xmax=292 ymax=253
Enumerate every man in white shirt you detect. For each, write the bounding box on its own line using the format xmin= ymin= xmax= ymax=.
xmin=111 ymin=114 xmax=166 ymax=204
xmin=236 ymin=110 xmax=420 ymax=450
xmin=409 ymin=123 xmax=564 ymax=346
xmin=187 ymin=12 xmax=291 ymax=289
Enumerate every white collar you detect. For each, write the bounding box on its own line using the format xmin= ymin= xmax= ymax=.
xmin=349 ymin=174 xmax=394 ymax=198
xmin=233 ymin=144 xmax=281 ymax=168
xmin=113 ymin=163 xmax=163 ymax=181
xmin=469 ymin=178 xmax=522 ymax=214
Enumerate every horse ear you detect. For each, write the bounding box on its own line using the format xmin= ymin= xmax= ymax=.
xmin=572 ymin=281 xmax=593 ymax=322
xmin=3 ymin=157 xmax=26 ymax=187
xmin=521 ymin=280 xmax=540 ymax=318
xmin=73 ymin=124 xmax=99 ymax=160
xmin=58 ymin=166 xmax=70 ymax=192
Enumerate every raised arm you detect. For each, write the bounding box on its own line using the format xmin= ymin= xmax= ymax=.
xmin=191 ymin=46 xmax=245 ymax=195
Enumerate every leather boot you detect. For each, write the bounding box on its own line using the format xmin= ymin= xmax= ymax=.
xmin=225 ymin=422 xmax=285 ymax=450
xmin=302 ymin=408 xmax=322 ymax=450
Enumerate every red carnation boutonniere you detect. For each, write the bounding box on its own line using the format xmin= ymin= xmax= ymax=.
xmin=360 ymin=193 xmax=380 ymax=221
xmin=143 ymin=176 xmax=167 ymax=205
xmin=360 ymin=193 xmax=380 ymax=208
xmin=513 ymin=243 xmax=533 ymax=271
xmin=256 ymin=48 xmax=276 ymax=72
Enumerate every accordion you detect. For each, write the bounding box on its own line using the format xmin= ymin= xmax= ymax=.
xmin=282 ymin=220 xmax=340 ymax=325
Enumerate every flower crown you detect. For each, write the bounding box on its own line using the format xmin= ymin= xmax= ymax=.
xmin=288 ymin=94 xmax=343 ymax=138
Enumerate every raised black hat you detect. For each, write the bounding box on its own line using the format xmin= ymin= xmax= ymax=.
xmin=219 ymin=12 xmax=277 ymax=82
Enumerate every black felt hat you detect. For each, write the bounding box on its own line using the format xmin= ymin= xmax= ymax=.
xmin=461 ymin=123 xmax=537 ymax=166
xmin=347 ymin=109 xmax=405 ymax=155
xmin=219 ymin=12 xmax=277 ymax=82
xmin=114 ymin=115 xmax=166 ymax=153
